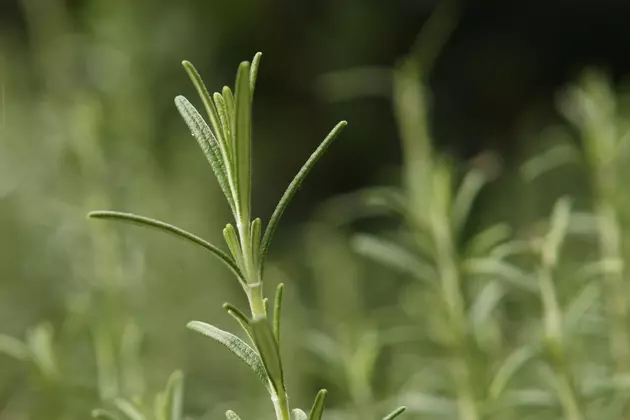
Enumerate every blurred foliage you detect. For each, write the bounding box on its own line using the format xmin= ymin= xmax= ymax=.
xmin=4 ymin=0 xmax=630 ymax=419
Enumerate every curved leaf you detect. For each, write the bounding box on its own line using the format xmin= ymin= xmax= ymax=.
xmin=175 ymin=95 xmax=235 ymax=212
xmin=181 ymin=61 xmax=226 ymax=154
xmin=187 ymin=321 xmax=269 ymax=389
xmin=260 ymin=121 xmax=347 ymax=275
xmin=88 ymin=211 xmax=244 ymax=283
xmin=292 ymin=409 xmax=308 ymax=420
xmin=225 ymin=411 xmax=242 ymax=420
xmin=308 ymin=389 xmax=328 ymax=420
xmin=273 ymin=283 xmax=284 ymax=344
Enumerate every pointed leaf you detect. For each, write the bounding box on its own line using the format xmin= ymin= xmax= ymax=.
xmin=223 ymin=223 xmax=246 ymax=281
xmin=273 ymin=283 xmax=284 ymax=344
xmin=181 ymin=61 xmax=226 ymax=153
xmin=308 ymin=389 xmax=327 ymax=420
xmin=250 ymin=218 xmax=262 ymax=272
xmin=223 ymin=302 xmax=253 ymax=341
xmin=352 ymin=234 xmax=437 ymax=283
xmin=223 ymin=86 xmax=236 ymax=160
xmin=213 ymin=92 xmax=233 ymax=160
xmin=260 ymin=121 xmax=347 ymax=273
xmin=292 ymin=409 xmax=308 ymax=420
xmin=383 ymin=406 xmax=407 ymax=420
xmin=88 ymin=211 xmax=244 ymax=283
xmin=250 ymin=52 xmax=262 ymax=96
xmin=452 ymin=169 xmax=486 ymax=234
xmin=465 ymin=223 xmax=512 ymax=258
xmin=489 ymin=346 xmax=537 ymax=400
xmin=234 ymin=62 xmax=252 ymax=223
xmin=187 ymin=321 xmax=270 ymax=389
xmin=251 ymin=317 xmax=285 ymax=394
xmin=113 ymin=399 xmax=147 ymax=420
xmin=164 ymin=370 xmax=184 ymax=420
xmin=174 ymin=95 xmax=236 ymax=212
xmin=92 ymin=409 xmax=123 ymax=420
xmin=225 ymin=410 xmax=242 ymax=420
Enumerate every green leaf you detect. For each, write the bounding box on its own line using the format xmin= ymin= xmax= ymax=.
xmin=187 ymin=321 xmax=270 ymax=389
xmin=0 ymin=334 xmax=29 ymax=361
xmin=308 ymin=389 xmax=327 ymax=420
xmin=383 ymin=406 xmax=407 ymax=420
xmin=223 ymin=302 xmax=253 ymax=341
xmin=164 ymin=370 xmax=184 ymax=420
xmin=452 ymin=169 xmax=486 ymax=234
xmin=489 ymin=346 xmax=537 ymax=400
xmin=225 ymin=410 xmax=242 ymax=420
xmin=292 ymin=409 xmax=308 ymax=420
xmin=250 ymin=218 xmax=262 ymax=272
xmin=92 ymin=409 xmax=123 ymax=420
xmin=260 ymin=121 xmax=347 ymax=274
xmin=174 ymin=95 xmax=236 ymax=213
xmin=181 ymin=61 xmax=227 ymax=154
xmin=113 ymin=399 xmax=147 ymax=420
xmin=465 ymin=223 xmax=512 ymax=258
xmin=352 ymin=234 xmax=437 ymax=283
xmin=213 ymin=92 xmax=233 ymax=160
xmin=273 ymin=283 xmax=284 ymax=344
xmin=251 ymin=317 xmax=284 ymax=394
xmin=250 ymin=52 xmax=262 ymax=97
xmin=26 ymin=322 xmax=57 ymax=379
xmin=223 ymin=223 xmax=246 ymax=280
xmin=234 ymin=61 xmax=252 ymax=223
xmin=88 ymin=211 xmax=244 ymax=283
xmin=223 ymin=86 xmax=236 ymax=160
xmin=464 ymin=258 xmax=537 ymax=293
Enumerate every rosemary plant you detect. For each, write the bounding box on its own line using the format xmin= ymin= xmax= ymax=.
xmin=88 ymin=53 xmax=405 ymax=420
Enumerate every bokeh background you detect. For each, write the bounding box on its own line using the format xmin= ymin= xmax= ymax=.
xmin=4 ymin=0 xmax=630 ymax=419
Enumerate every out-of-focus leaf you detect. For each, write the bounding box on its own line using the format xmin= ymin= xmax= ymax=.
xmin=0 ymin=334 xmax=29 ymax=361
xmin=352 ymin=234 xmax=437 ymax=283
xmin=292 ymin=408 xmax=308 ymax=420
xmin=383 ymin=406 xmax=407 ymax=420
xmin=489 ymin=346 xmax=538 ymax=400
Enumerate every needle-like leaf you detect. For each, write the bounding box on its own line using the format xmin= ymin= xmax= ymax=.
xmin=181 ymin=61 xmax=226 ymax=152
xmin=214 ymin=92 xmax=233 ymax=160
xmin=260 ymin=121 xmax=347 ymax=274
xmin=164 ymin=370 xmax=184 ymax=420
xmin=88 ymin=211 xmax=244 ymax=283
xmin=273 ymin=283 xmax=284 ymax=344
xmin=234 ymin=61 xmax=252 ymax=223
xmin=250 ymin=52 xmax=262 ymax=97
xmin=452 ymin=169 xmax=486 ymax=234
xmin=187 ymin=321 xmax=270 ymax=390
xmin=223 ymin=302 xmax=253 ymax=340
xmin=308 ymin=389 xmax=327 ymax=420
xmin=223 ymin=223 xmax=246 ymax=281
xmin=251 ymin=317 xmax=284 ymax=395
xmin=223 ymin=86 xmax=236 ymax=158
xmin=175 ymin=95 xmax=236 ymax=213
xmin=383 ymin=406 xmax=407 ymax=420
xmin=250 ymin=218 xmax=262 ymax=272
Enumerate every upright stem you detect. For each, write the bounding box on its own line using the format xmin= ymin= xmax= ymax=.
xmin=538 ymin=245 xmax=584 ymax=420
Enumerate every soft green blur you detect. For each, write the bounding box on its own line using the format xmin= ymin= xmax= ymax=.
xmin=3 ymin=1 xmax=630 ymax=420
